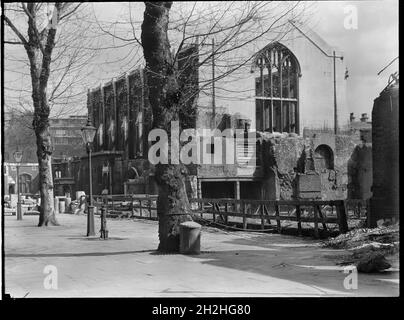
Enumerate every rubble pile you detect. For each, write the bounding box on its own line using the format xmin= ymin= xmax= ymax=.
xmin=323 ymin=224 xmax=399 ymax=273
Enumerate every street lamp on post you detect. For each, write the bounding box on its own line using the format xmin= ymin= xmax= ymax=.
xmin=13 ymin=150 xmax=23 ymax=220
xmin=81 ymin=117 xmax=97 ymax=236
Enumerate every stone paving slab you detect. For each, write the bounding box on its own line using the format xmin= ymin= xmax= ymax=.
xmin=4 ymin=214 xmax=399 ymax=297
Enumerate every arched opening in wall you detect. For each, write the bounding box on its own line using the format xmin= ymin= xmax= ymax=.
xmin=314 ymin=145 xmax=334 ymax=171
xmin=19 ymin=173 xmax=32 ymax=194
xmin=254 ymin=42 xmax=301 ymax=134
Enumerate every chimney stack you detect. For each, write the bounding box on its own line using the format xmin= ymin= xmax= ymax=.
xmin=360 ymin=113 xmax=369 ymax=122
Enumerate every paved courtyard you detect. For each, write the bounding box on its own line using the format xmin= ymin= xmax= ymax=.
xmin=4 ymin=213 xmax=399 ymax=297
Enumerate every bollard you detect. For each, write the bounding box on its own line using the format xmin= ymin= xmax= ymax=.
xmin=59 ymin=200 xmax=66 ymax=214
xmin=54 ymin=197 xmax=59 ymax=214
xmin=65 ymin=197 xmax=72 ymax=213
xmin=100 ymin=206 xmax=109 ymax=239
xmin=179 ymin=221 xmax=201 ymax=255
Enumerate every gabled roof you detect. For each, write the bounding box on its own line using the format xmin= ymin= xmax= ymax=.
xmin=287 ymin=20 xmax=342 ymax=57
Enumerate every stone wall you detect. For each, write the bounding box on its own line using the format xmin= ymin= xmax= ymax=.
xmin=259 ymin=131 xmax=368 ymax=201
xmin=259 ymin=133 xmax=308 ymax=200
xmin=347 ymin=143 xmax=372 ymax=200
xmin=370 ymin=84 xmax=399 ymax=224
xmin=67 ymin=128 xmax=371 ymax=202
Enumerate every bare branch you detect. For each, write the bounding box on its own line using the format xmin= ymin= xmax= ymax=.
xmin=4 ymin=40 xmax=24 ymax=45
xmin=23 ymin=2 xmax=46 ymax=54
xmin=3 ymin=14 xmax=28 ymax=46
xmin=59 ymin=3 xmax=83 ymax=21
xmin=128 ymin=2 xmax=142 ymax=47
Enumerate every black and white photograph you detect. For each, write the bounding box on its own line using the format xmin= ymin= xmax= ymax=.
xmin=1 ymin=0 xmax=399 ymax=305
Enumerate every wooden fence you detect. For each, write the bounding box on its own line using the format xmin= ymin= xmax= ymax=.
xmin=93 ymin=194 xmax=158 ymax=219
xmin=344 ymin=199 xmax=370 ymax=221
xmin=189 ymin=198 xmax=353 ymax=237
xmin=91 ymin=194 xmax=369 ymax=238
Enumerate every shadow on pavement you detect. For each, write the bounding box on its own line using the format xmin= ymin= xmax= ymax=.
xmin=6 ymin=249 xmax=156 ymax=258
xmin=185 ymin=244 xmax=399 ymax=296
xmin=66 ymin=236 xmax=130 ymax=240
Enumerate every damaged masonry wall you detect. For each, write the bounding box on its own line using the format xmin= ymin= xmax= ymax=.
xmin=259 ymin=132 xmax=367 ymax=200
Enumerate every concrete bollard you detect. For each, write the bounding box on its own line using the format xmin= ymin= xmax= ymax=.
xmin=54 ymin=197 xmax=59 ymax=214
xmin=59 ymin=200 xmax=66 ymax=214
xmin=65 ymin=197 xmax=71 ymax=213
xmin=179 ymin=221 xmax=201 ymax=255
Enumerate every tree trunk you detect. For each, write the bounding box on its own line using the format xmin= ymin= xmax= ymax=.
xmin=155 ymin=164 xmax=192 ymax=252
xmin=36 ymin=120 xmax=59 ymax=226
xmin=32 ymin=81 xmax=58 ymax=226
xmin=141 ymin=2 xmax=193 ymax=252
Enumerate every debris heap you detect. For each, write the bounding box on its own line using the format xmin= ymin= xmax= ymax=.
xmin=323 ymin=224 xmax=399 ymax=273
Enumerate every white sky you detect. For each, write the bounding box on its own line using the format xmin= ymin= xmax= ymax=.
xmin=312 ymin=0 xmax=399 ymax=120
xmin=91 ymin=0 xmax=400 ymax=121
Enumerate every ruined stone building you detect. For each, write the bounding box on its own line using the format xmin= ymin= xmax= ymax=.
xmin=194 ymin=21 xmax=368 ymax=201
xmin=197 ymin=20 xmax=348 ymax=132
xmin=67 ymin=21 xmax=371 ymax=203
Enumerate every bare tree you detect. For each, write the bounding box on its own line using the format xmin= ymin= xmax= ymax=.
xmin=91 ymin=1 xmax=308 ymax=251
xmin=3 ymin=2 xmax=98 ymax=226
xmin=141 ymin=1 xmax=311 ymax=252
xmin=140 ymin=2 xmax=194 ymax=252
xmin=141 ymin=1 xmax=312 ymax=252
xmin=96 ymin=1 xmax=311 ymax=107
xmin=4 ymin=3 xmax=104 ymax=118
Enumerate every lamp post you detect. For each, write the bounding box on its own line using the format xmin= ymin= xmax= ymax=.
xmin=13 ymin=150 xmax=23 ymax=220
xmin=81 ymin=117 xmax=97 ymax=236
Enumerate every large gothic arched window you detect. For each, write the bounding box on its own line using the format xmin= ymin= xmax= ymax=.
xmin=254 ymin=42 xmax=300 ymax=133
